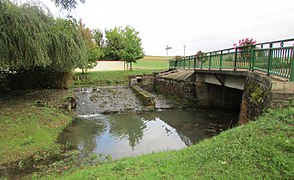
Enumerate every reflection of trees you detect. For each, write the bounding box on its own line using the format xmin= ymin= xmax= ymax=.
xmin=61 ymin=118 xmax=107 ymax=153
xmin=108 ymin=114 xmax=146 ymax=150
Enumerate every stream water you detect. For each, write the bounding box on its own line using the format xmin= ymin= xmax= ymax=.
xmin=60 ymin=87 xmax=238 ymax=160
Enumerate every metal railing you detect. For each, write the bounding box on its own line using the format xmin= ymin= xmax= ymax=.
xmin=169 ymin=38 xmax=294 ymax=81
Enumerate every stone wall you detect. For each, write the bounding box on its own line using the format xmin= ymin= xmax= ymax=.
xmin=239 ymin=74 xmax=272 ymax=124
xmin=155 ymin=78 xmax=197 ymax=106
xmin=155 ymin=74 xmax=243 ymax=109
xmin=129 ymin=74 xmax=155 ymax=92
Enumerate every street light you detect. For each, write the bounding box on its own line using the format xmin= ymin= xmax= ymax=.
xmin=166 ymin=45 xmax=172 ymax=59
xmin=183 ymin=45 xmax=186 ymax=56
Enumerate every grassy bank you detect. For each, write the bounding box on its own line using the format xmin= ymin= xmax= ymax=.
xmin=47 ymin=104 xmax=293 ymax=179
xmin=0 ymin=90 xmax=72 ymax=168
xmin=73 ymin=69 xmax=158 ymax=87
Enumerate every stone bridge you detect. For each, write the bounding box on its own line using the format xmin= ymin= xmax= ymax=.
xmin=153 ymin=69 xmax=294 ymax=124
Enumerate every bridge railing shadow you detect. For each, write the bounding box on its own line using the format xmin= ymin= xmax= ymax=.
xmin=169 ymin=38 xmax=294 ymax=81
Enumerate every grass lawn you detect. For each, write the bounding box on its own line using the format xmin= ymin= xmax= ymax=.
xmin=133 ymin=56 xmax=169 ymax=70
xmin=45 ymin=103 xmax=294 ymax=179
xmin=0 ymin=90 xmax=72 ymax=167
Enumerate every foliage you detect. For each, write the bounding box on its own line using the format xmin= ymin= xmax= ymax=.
xmin=119 ymin=26 xmax=145 ymax=70
xmin=0 ymin=0 xmax=53 ymax=70
xmin=103 ymin=26 xmax=145 ymax=69
xmin=49 ymin=104 xmax=294 ymax=179
xmin=234 ymin=38 xmax=257 ymax=47
xmin=76 ymin=20 xmax=103 ymax=73
xmin=0 ymin=0 xmax=87 ymax=71
xmin=196 ymin=50 xmax=205 ymax=58
xmin=0 ymin=0 xmax=88 ymax=89
xmin=195 ymin=50 xmax=207 ymax=64
xmin=234 ymin=38 xmax=257 ymax=60
xmin=103 ymin=27 xmax=124 ymax=60
xmin=51 ymin=0 xmax=85 ymax=10
xmin=93 ymin=29 xmax=104 ymax=48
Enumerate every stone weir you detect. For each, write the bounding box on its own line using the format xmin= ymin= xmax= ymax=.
xmin=74 ymin=86 xmax=144 ymax=116
xmin=130 ymin=69 xmax=294 ymax=124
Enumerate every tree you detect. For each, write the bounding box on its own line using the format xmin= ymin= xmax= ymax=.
xmin=93 ymin=29 xmax=104 ymax=48
xmin=51 ymin=0 xmax=85 ymax=10
xmin=195 ymin=50 xmax=206 ymax=67
xmin=234 ymin=38 xmax=257 ymax=61
xmin=119 ymin=26 xmax=145 ymax=70
xmin=77 ymin=20 xmax=103 ymax=73
xmin=0 ymin=0 xmax=88 ymax=89
xmin=104 ymin=27 xmax=124 ymax=60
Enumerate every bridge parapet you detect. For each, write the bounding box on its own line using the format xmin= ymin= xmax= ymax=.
xmin=169 ymin=38 xmax=294 ymax=81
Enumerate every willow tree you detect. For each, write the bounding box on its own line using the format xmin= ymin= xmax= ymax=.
xmin=0 ymin=0 xmax=87 ymax=89
xmin=51 ymin=0 xmax=85 ymax=10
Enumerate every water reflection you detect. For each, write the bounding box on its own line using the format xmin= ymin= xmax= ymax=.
xmin=107 ymin=114 xmax=146 ymax=150
xmin=60 ymin=109 xmax=238 ymax=160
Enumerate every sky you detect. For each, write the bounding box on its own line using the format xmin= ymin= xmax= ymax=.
xmin=18 ymin=0 xmax=294 ymax=56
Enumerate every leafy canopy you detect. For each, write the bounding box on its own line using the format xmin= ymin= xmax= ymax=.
xmin=103 ymin=26 xmax=145 ymax=67
xmin=76 ymin=20 xmax=103 ymax=72
xmin=119 ymin=26 xmax=145 ymax=64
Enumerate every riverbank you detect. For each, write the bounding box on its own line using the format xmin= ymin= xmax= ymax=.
xmin=0 ymin=90 xmax=73 ymax=178
xmin=46 ymin=102 xmax=293 ymax=179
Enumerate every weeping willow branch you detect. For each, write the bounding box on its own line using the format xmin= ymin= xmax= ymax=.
xmin=0 ymin=0 xmax=87 ymax=72
xmin=51 ymin=0 xmax=86 ymax=10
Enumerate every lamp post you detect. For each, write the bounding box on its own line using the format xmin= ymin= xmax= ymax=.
xmin=183 ymin=45 xmax=186 ymax=56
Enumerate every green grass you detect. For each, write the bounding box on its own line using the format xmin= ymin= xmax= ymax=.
xmin=133 ymin=60 xmax=168 ymax=70
xmin=73 ymin=69 xmax=159 ymax=87
xmin=133 ymin=56 xmax=169 ymax=70
xmin=0 ymin=90 xmax=72 ymax=166
xmin=46 ymin=104 xmax=294 ymax=179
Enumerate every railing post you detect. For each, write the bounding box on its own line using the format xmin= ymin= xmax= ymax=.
xmin=267 ymin=43 xmax=273 ymax=76
xmin=209 ymin=52 xmax=212 ymax=70
xmin=188 ymin=56 xmax=191 ymax=69
xmin=290 ymin=46 xmax=294 ymax=82
xmin=220 ymin=50 xmax=223 ymax=70
xmin=193 ymin=56 xmax=196 ymax=70
xmin=234 ymin=47 xmax=238 ymax=70
xmin=200 ymin=55 xmax=203 ymax=69
xmin=250 ymin=45 xmax=255 ymax=71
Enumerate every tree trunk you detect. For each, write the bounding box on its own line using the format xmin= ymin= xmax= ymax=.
xmin=130 ymin=62 xmax=133 ymax=71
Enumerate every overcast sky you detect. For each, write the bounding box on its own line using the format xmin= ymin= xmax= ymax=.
xmin=21 ymin=0 xmax=294 ymax=56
